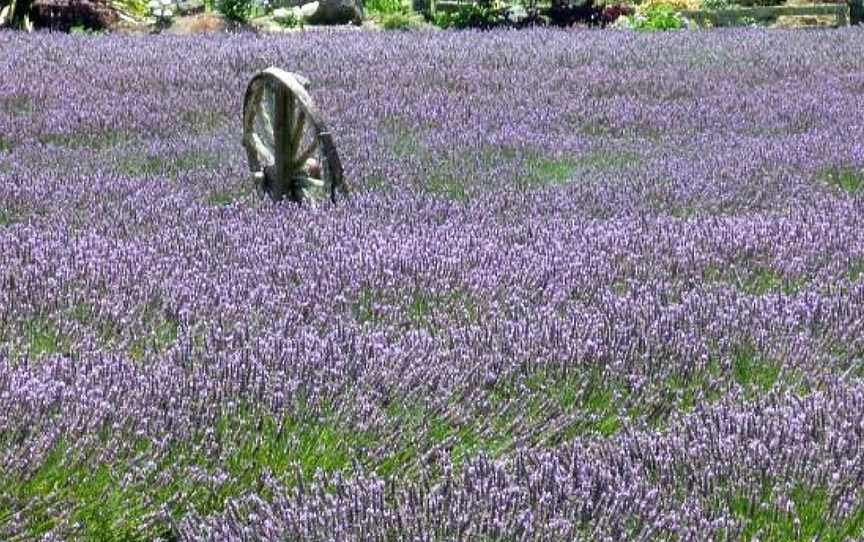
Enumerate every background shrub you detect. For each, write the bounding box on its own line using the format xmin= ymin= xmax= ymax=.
xmin=601 ymin=3 xmax=633 ymax=23
xmin=432 ymin=2 xmax=502 ymax=28
xmin=638 ymin=0 xmax=699 ymax=11
xmin=275 ymin=9 xmax=304 ymax=26
xmin=377 ymin=10 xmax=424 ymax=28
xmin=0 ymin=0 xmax=35 ymax=29
xmin=623 ymin=2 xmax=685 ymax=29
xmin=217 ymin=0 xmax=254 ymax=22
xmin=366 ymin=0 xmax=403 ymax=14
xmin=114 ymin=0 xmax=150 ymax=17
xmin=548 ymin=0 xmax=604 ymax=27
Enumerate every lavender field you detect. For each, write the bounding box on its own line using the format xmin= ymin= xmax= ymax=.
xmin=2 ymin=27 xmax=864 ymax=541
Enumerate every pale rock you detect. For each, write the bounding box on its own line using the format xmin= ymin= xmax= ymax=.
xmin=303 ymin=0 xmax=362 ymax=25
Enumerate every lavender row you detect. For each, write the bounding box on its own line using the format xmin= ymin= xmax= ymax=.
xmin=2 ymin=26 xmax=864 ymax=540
xmin=182 ymin=383 xmax=864 ymax=541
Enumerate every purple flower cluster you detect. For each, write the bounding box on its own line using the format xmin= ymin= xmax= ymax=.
xmin=1 ymin=27 xmax=864 ymax=540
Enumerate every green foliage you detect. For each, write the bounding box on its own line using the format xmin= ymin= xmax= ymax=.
xmin=352 ymin=287 xmax=378 ymax=323
xmin=521 ymin=150 xmax=639 ymax=189
xmin=381 ymin=120 xmax=422 ymax=157
xmin=181 ymin=109 xmax=225 ymax=133
xmin=118 ymin=150 xmax=222 ymax=179
xmin=703 ymin=265 xmax=801 ymax=296
xmin=739 ymin=268 xmax=799 ymax=296
xmin=128 ymin=319 xmax=178 ymax=362
xmin=275 ymin=9 xmax=304 ymax=27
xmin=217 ymin=0 xmax=253 ymax=22
xmin=1 ymin=94 xmax=32 ymax=114
xmin=822 ymin=167 xmax=864 ymax=195
xmin=624 ymin=5 xmax=684 ymax=30
xmin=433 ymin=3 xmax=502 ymax=29
xmin=377 ymin=10 xmax=423 ymax=28
xmin=700 ymin=0 xmax=729 ymax=9
xmin=732 ymin=343 xmax=780 ymax=393
xmin=4 ymin=439 xmax=132 ymax=536
xmin=365 ymin=0 xmax=403 ymax=14
xmin=665 ymin=358 xmax=724 ymax=414
xmin=218 ymin=411 xmax=364 ymax=484
xmin=352 ymin=286 xmax=481 ymax=329
xmin=113 ymin=0 xmax=150 ymax=17
xmin=428 ymin=172 xmax=469 ymax=201
xmin=524 ymin=155 xmax=577 ymax=187
xmin=362 ymin=174 xmax=392 ymax=193
xmin=25 ymin=320 xmax=69 ymax=359
xmin=849 ymin=260 xmax=864 ymax=282
xmin=579 ymin=149 xmax=640 ymax=170
xmin=485 ymin=369 xmax=629 ymax=445
xmin=37 ymin=131 xmax=126 ymax=150
xmin=378 ymin=401 xmax=510 ymax=475
xmin=208 ymin=189 xmax=246 ymax=206
xmin=731 ymin=484 xmax=864 ymax=542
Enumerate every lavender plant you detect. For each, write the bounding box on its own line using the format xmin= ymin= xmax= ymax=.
xmin=1 ymin=28 xmax=864 ymax=541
